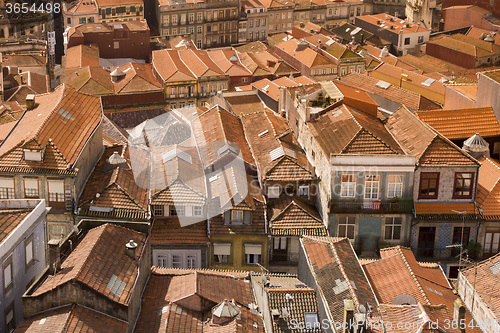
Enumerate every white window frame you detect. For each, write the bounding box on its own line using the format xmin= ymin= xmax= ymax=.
xmin=267 ymin=185 xmax=281 ymax=198
xmin=384 ymin=216 xmax=402 ymax=241
xmin=387 ymin=174 xmax=404 ymax=198
xmin=337 ymin=216 xmax=356 ymax=241
xmin=172 ymin=254 xmax=182 ymax=268
xmin=193 ymin=206 xmax=202 ymax=216
xmin=274 ymin=237 xmax=287 ymax=250
xmin=48 ymin=179 xmax=65 ymax=202
xmin=231 ymin=210 xmax=244 ymax=224
xmin=0 ymin=177 xmax=15 ymax=199
xmin=24 ymin=178 xmax=39 ymax=198
xmin=340 ymin=174 xmax=356 ymax=198
xmin=364 ymin=174 xmax=380 ymax=200
xmin=245 ymin=243 xmax=262 ymax=264
xmin=157 ymin=255 xmax=168 ymax=267
xmin=299 ymin=185 xmax=310 ymax=197
xmin=25 ymin=235 xmax=34 ymax=268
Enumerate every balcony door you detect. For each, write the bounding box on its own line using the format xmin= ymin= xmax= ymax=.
xmin=417 ymin=227 xmax=436 ymax=258
xmin=272 ymin=237 xmax=287 ymax=262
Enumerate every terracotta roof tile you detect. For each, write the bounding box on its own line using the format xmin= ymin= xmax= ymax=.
xmin=225 ymin=94 xmax=267 ymax=116
xmin=0 ymin=209 xmax=31 ymax=243
xmin=417 ymin=107 xmax=500 ymax=139
xmin=193 ymin=105 xmax=255 ymax=166
xmin=31 ymin=224 xmax=146 ymax=305
xmin=16 ymin=304 xmax=127 ymax=333
xmin=134 ymin=269 xmax=264 ymax=333
xmin=428 ymin=33 xmax=500 ymax=58
xmin=357 ymin=13 xmax=430 ymax=33
xmin=210 ymin=197 xmax=266 ymax=235
xmin=461 ymin=253 xmax=500 ymax=320
xmin=65 ymin=44 xmax=100 ymax=69
xmin=112 ymin=63 xmax=163 ymax=94
xmin=207 ymin=49 xmax=252 ymax=77
xmin=1 ymin=54 xmax=46 ymax=67
xmin=449 ymin=84 xmax=478 ymax=101
xmin=363 ymin=246 xmax=480 ymax=333
xmin=339 ymin=73 xmax=442 ymax=111
xmin=267 ymin=196 xmax=326 ymax=236
xmin=477 ymin=157 xmax=500 ymax=217
xmin=301 ymin=236 xmax=378 ymax=324
xmin=240 ymin=110 xmax=314 ymax=182
xmin=275 ymin=39 xmax=335 ymax=69
xmin=151 ymin=218 xmax=209 ymax=245
xmin=387 ymin=106 xmax=479 ymax=166
xmin=237 ymin=50 xmax=299 ymax=78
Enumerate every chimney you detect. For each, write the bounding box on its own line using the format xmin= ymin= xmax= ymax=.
xmin=48 ymin=239 xmax=61 ymax=274
xmin=26 ymin=94 xmax=35 ymax=110
xmin=343 ymin=299 xmax=355 ymax=333
xmin=453 ymin=298 xmax=466 ymax=333
xmin=126 ymin=239 xmax=138 ymax=260
xmin=212 ymin=299 xmax=240 ymax=324
xmin=110 ymin=68 xmax=126 ymax=83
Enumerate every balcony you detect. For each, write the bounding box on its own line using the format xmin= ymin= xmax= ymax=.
xmin=270 ymin=249 xmax=299 ymax=265
xmin=412 ymin=247 xmax=459 ymax=262
xmin=331 ymin=198 xmax=413 ymax=214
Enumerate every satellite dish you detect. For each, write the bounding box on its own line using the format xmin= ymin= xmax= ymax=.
xmin=359 ymin=305 xmax=366 ymax=313
xmin=392 ymin=294 xmax=418 ymax=305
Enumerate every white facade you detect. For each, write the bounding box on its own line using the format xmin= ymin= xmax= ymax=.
xmin=0 ymin=199 xmax=47 ymax=332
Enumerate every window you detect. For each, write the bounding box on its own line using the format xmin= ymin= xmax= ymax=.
xmin=404 ymin=37 xmax=410 ymax=45
xmin=299 ymin=185 xmax=310 ymax=196
xmin=25 ymin=234 xmax=34 ymax=269
xmin=340 ymin=174 xmax=356 ymax=197
xmin=172 ymin=15 xmax=177 ymax=24
xmin=88 ymin=17 xmax=94 ymax=23
xmin=337 ymin=216 xmax=355 ymax=240
xmin=304 ymin=313 xmax=320 ymax=329
xmin=418 ymin=35 xmax=424 ymax=43
xmin=419 ymin=172 xmax=439 ymax=199
xmin=79 ymin=17 xmax=87 ymax=24
xmin=197 ymin=12 xmax=203 ymax=22
xmin=387 ymin=175 xmax=403 ymax=198
xmin=197 ymin=26 xmax=202 ymax=33
xmin=172 ymin=255 xmax=182 ymax=268
xmin=157 ymin=255 xmax=167 ymax=267
xmin=48 ymin=224 xmax=66 ymax=241
xmin=48 ymin=179 xmax=65 ymax=203
xmin=194 ymin=206 xmax=202 ymax=216
xmin=0 ymin=178 xmax=15 ymax=199
xmin=484 ymin=231 xmax=500 ymax=256
xmin=67 ymin=17 xmax=71 ymax=25
xmin=214 ymin=243 xmax=231 ymax=263
xmin=153 ymin=205 xmax=163 ymax=216
xmin=267 ymin=185 xmax=281 ymax=198
xmin=454 ymin=173 xmax=473 ymax=198
xmin=384 ymin=217 xmax=402 ymax=240
xmin=24 ymin=178 xmax=39 ymax=198
xmin=197 ymin=40 xmax=202 ymax=48
xmin=3 ymin=256 xmax=13 ymax=293
xmin=189 ymin=13 xmax=194 ymax=22
xmin=187 ymin=255 xmax=197 ymax=269
xmin=231 ymin=210 xmax=244 ymax=224
xmin=5 ymin=302 xmax=15 ymax=333
xmin=245 ymin=244 xmax=262 ymax=264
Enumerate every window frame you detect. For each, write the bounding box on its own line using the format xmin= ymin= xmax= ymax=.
xmin=418 ymin=172 xmax=439 ymax=199
xmin=4 ymin=301 xmax=15 ymax=333
xmin=23 ymin=178 xmax=39 ymax=199
xmin=3 ymin=256 xmax=13 ymax=294
xmin=337 ymin=216 xmax=356 ymax=241
xmin=340 ymin=173 xmax=356 ymax=198
xmin=453 ymin=172 xmax=474 ymax=199
xmin=231 ymin=210 xmax=244 ymax=224
xmin=0 ymin=177 xmax=15 ymax=199
xmin=364 ymin=174 xmax=380 ymax=200
xmin=387 ymin=174 xmax=404 ymax=199
xmin=25 ymin=234 xmax=35 ymax=271
xmin=384 ymin=216 xmax=402 ymax=241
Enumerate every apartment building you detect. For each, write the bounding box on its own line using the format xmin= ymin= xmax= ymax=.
xmin=95 ymin=0 xmax=144 ymax=23
xmin=260 ymin=0 xmax=294 ymax=35
xmin=239 ymin=0 xmax=268 ymax=43
xmin=156 ymin=0 xmax=239 ymax=49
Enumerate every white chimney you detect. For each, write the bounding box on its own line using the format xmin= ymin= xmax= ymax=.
xmin=126 ymin=239 xmax=138 ymax=260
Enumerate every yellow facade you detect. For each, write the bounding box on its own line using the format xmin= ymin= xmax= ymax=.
xmin=210 ymin=234 xmax=268 ymax=272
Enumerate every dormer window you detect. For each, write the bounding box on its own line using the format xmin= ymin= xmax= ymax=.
xmin=24 ymin=149 xmax=42 ymax=162
xmin=225 ymin=209 xmax=249 ymax=225
xmin=231 ymin=210 xmax=243 ymax=224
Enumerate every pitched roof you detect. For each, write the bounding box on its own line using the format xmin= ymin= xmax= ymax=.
xmin=307 ymin=103 xmax=404 ymax=156
xmin=65 ymin=66 xmax=115 ymax=96
xmin=363 ymin=246 xmax=480 ymax=333
xmin=1 ymin=54 xmax=46 ymax=67
xmin=208 ymin=49 xmax=252 ymax=77
xmin=477 ymin=157 xmax=500 ymax=218
xmin=224 ymin=94 xmax=266 ymax=116
xmin=0 ymin=84 xmax=102 ymax=174
xmin=15 ymin=304 xmax=127 ymax=333
xmin=65 ymin=44 xmax=100 ymax=69
xmin=267 ymin=196 xmax=326 ymax=236
xmin=151 ymin=218 xmax=208 ymax=246
xmin=301 ymin=236 xmax=379 ymax=324
xmin=386 ymin=106 xmax=479 ymax=166
xmin=414 ymin=202 xmax=476 ymax=215
xmin=78 ymin=145 xmax=149 ymax=220
xmin=237 ymin=50 xmax=299 ymax=78
xmin=417 ymin=107 xmax=500 ymax=139
xmin=112 ymin=63 xmax=163 ymax=94
xmin=134 ymin=268 xmax=264 ymax=333
xmin=0 ymin=209 xmax=31 ymax=244
xmin=428 ymin=33 xmax=500 ymax=58
xmin=339 ymin=73 xmax=442 ymax=111
xmin=192 ymin=105 xmax=255 ymax=167
xmin=275 ymin=39 xmax=335 ymax=69
xmin=461 ymin=253 xmax=500 ymax=320
xmin=66 ymin=0 xmax=98 ymax=13
xmin=94 ymin=0 xmax=142 ymax=6
xmin=30 ymin=224 xmax=146 ymax=305
xmin=240 ymin=110 xmax=314 ymax=182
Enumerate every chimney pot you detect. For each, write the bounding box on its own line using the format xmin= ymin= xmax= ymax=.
xmin=126 ymin=239 xmax=138 ymax=260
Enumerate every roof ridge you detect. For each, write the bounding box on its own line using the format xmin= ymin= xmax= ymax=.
xmin=395 ymin=247 xmax=431 ymax=305
xmin=33 ymin=84 xmax=67 ymax=140
xmin=329 ymin=239 xmax=361 ymax=307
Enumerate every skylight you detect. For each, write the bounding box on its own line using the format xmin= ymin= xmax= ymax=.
xmin=270 ymin=147 xmax=284 ymax=161
xmin=421 ymin=78 xmax=436 ymax=87
xmin=490 ymin=261 xmax=500 ymax=275
xmin=376 ymin=80 xmax=391 ymax=89
xmin=333 ymin=279 xmax=349 ymax=294
xmin=106 ymin=274 xmax=126 ymax=297
xmin=58 ymin=108 xmax=75 ymax=121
